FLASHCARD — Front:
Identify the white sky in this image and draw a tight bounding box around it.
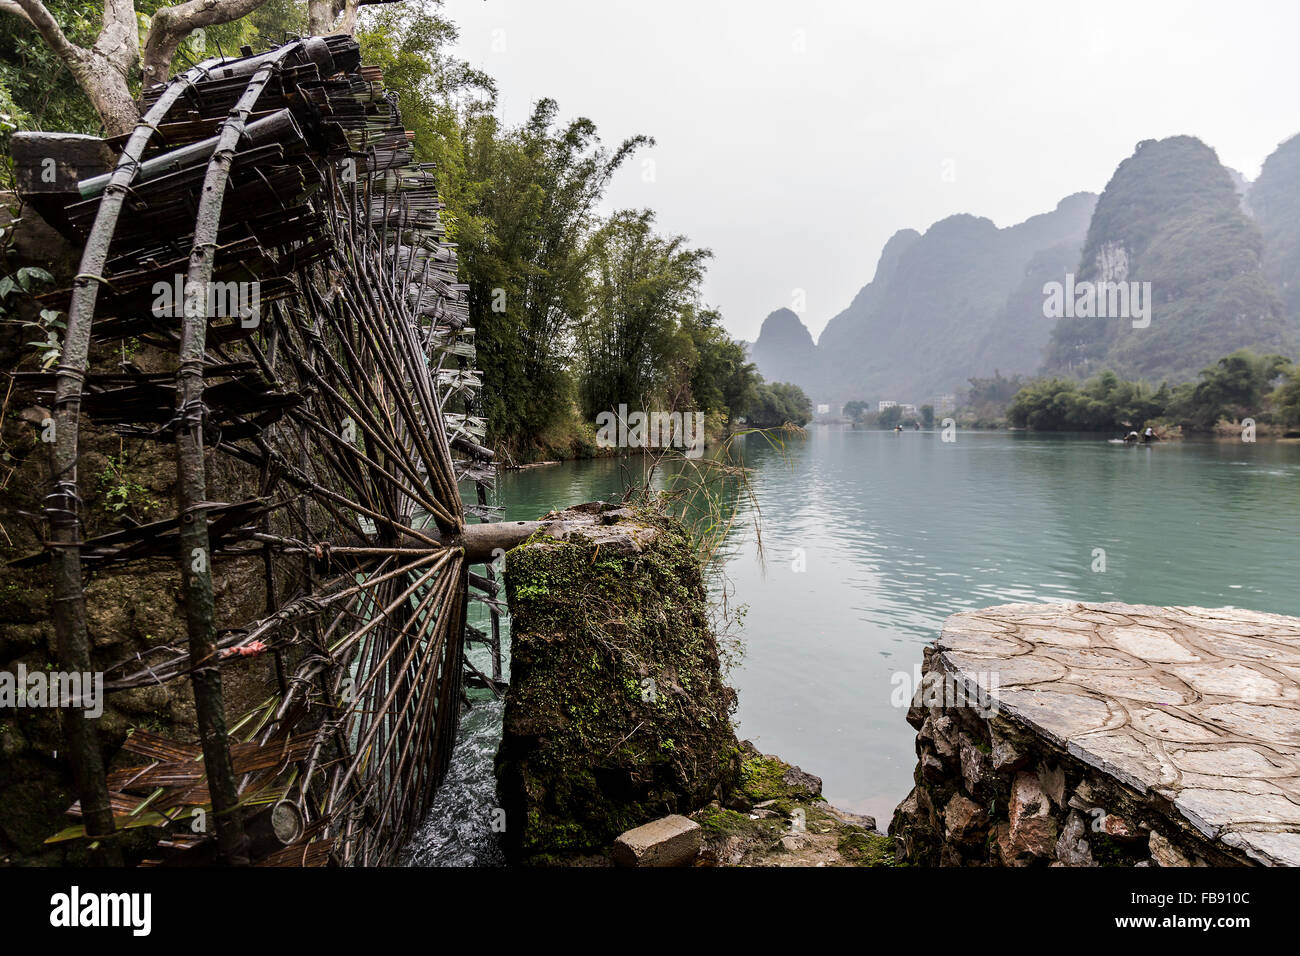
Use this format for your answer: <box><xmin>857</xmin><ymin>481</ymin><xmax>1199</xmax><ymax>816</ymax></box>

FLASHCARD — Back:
<box><xmin>443</xmin><ymin>0</ymin><xmax>1300</xmax><ymax>342</ymax></box>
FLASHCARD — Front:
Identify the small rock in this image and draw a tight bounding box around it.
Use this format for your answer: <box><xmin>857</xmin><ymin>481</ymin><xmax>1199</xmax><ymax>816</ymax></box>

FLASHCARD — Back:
<box><xmin>906</xmin><ymin>704</ymin><xmax>928</xmax><ymax>730</ymax></box>
<box><xmin>1007</xmin><ymin>770</ymin><xmax>1058</xmax><ymax>860</ymax></box>
<box><xmin>1102</xmin><ymin>812</ymin><xmax>1143</xmax><ymax>841</ymax></box>
<box><xmin>780</xmin><ymin>765</ymin><xmax>823</xmax><ymax>800</ymax></box>
<box><xmin>921</xmin><ymin>715</ymin><xmax>959</xmax><ymax>761</ymax></box>
<box><xmin>959</xmin><ymin>733</ymin><xmax>992</xmax><ymax>795</ymax></box>
<box><xmin>892</xmin><ymin>787</ymin><xmax>921</xmax><ymax>829</ymax></box>
<box><xmin>780</xmin><ymin>833</ymin><xmax>811</xmax><ymax>852</ymax></box>
<box><xmin>939</xmin><ymin>844</ymin><xmax>965</xmax><ymax>866</ymax></box>
<box><xmin>1038</xmin><ymin>762</ymin><xmax>1066</xmax><ymax>808</ymax></box>
<box><xmin>1148</xmin><ymin>830</ymin><xmax>1190</xmax><ymax>867</ymax></box>
<box><xmin>990</xmin><ymin>722</ymin><xmax>1028</xmax><ymax>772</ymax></box>
<box><xmin>1055</xmin><ymin>811</ymin><xmax>1095</xmax><ymax>866</ymax></box>
<box><xmin>944</xmin><ymin>794</ymin><xmax>988</xmax><ymax>845</ymax></box>
<box><xmin>825</xmin><ymin>806</ymin><xmax>878</xmax><ymax>832</ymax></box>
<box><xmin>921</xmin><ymin>752</ymin><xmax>946</xmax><ymax>782</ymax></box>
<box><xmin>612</xmin><ymin>815</ymin><xmax>702</xmax><ymax>867</ymax></box>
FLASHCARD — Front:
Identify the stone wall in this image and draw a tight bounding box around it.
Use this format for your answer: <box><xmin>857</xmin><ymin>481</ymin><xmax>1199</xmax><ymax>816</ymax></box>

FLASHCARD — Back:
<box><xmin>890</xmin><ymin>602</ymin><xmax>1300</xmax><ymax>867</ymax></box>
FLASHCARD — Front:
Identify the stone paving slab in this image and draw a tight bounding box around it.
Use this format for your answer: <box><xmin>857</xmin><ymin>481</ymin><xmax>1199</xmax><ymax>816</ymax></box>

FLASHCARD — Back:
<box><xmin>937</xmin><ymin>601</ymin><xmax>1300</xmax><ymax>866</ymax></box>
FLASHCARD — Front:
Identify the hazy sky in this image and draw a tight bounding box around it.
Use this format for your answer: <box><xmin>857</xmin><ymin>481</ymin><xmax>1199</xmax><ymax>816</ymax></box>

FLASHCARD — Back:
<box><xmin>443</xmin><ymin>0</ymin><xmax>1300</xmax><ymax>343</ymax></box>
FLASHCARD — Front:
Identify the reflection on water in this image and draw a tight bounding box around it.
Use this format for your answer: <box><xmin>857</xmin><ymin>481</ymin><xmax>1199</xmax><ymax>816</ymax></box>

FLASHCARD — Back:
<box><xmin>406</xmin><ymin>427</ymin><xmax>1300</xmax><ymax>861</ymax></box>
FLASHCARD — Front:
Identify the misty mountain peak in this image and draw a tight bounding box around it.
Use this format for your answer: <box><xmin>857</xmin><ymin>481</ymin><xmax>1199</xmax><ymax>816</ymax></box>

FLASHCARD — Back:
<box><xmin>749</xmin><ymin>308</ymin><xmax>817</xmax><ymax>388</ymax></box>
<box><xmin>756</xmin><ymin>307</ymin><xmax>814</xmax><ymax>347</ymax></box>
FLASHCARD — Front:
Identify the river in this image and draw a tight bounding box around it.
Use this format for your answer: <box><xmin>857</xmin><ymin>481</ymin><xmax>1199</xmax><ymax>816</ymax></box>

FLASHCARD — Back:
<box><xmin>403</xmin><ymin>426</ymin><xmax>1300</xmax><ymax>865</ymax></box>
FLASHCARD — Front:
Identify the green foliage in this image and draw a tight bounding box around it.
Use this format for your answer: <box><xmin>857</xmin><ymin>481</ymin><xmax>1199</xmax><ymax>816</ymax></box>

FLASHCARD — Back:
<box><xmin>1273</xmin><ymin>366</ymin><xmax>1300</xmax><ymax>427</ymax></box>
<box><xmin>198</xmin><ymin>0</ymin><xmax>308</xmax><ymax>61</ymax></box>
<box><xmin>0</xmin><ymin>77</ymin><xmax>30</xmax><ymax>187</ymax></box>
<box><xmin>745</xmin><ymin>381</ymin><xmax>812</xmax><ymax>428</ymax></box>
<box><xmin>737</xmin><ymin>751</ymin><xmax>818</xmax><ymax>803</ymax></box>
<box><xmin>463</xmin><ymin>99</ymin><xmax>650</xmax><ymax>453</ymax></box>
<box><xmin>960</xmin><ymin>370</ymin><xmax>1028</xmax><ymax>424</ymax></box>
<box><xmin>682</xmin><ymin>308</ymin><xmax>760</xmax><ymax>423</ymax></box>
<box><xmin>838</xmin><ymin>829</ymin><xmax>897</xmax><ymax>867</ymax></box>
<box><xmin>965</xmin><ymin>370</ymin><xmax>1026</xmax><ymax>407</ymax></box>
<box><xmin>0</xmin><ymin>231</ymin><xmax>63</xmax><ymax>369</ymax></box>
<box><xmin>1008</xmin><ymin>370</ymin><xmax>1165</xmax><ymax>431</ymax></box>
<box><xmin>575</xmin><ymin>208</ymin><xmax>710</xmax><ymax>418</ymax></box>
<box><xmin>0</xmin><ymin>0</ymin><xmax>103</xmax><ymax>134</ymax></box>
<box><xmin>358</xmin><ymin>4</ymin><xmax>754</xmax><ymax>457</ymax></box>
<box><xmin>358</xmin><ymin>2</ymin><xmax>493</xmax><ymax>247</ymax></box>
<box><xmin>0</xmin><ymin>0</ymin><xmax>305</xmax><ymax>135</ymax></box>
<box><xmin>1008</xmin><ymin>349</ymin><xmax>1292</xmax><ymax>432</ymax></box>
<box><xmin>498</xmin><ymin>509</ymin><xmax>740</xmax><ymax>860</ymax></box>
<box><xmin>1165</xmin><ymin>350</ymin><xmax>1291</xmax><ymax>430</ymax></box>
<box><xmin>96</xmin><ymin>455</ymin><xmax>159</xmax><ymax>520</ymax></box>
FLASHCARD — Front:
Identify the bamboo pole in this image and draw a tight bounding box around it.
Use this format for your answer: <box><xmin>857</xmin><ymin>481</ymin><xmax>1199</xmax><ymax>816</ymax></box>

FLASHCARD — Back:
<box><xmin>173</xmin><ymin>45</ymin><xmax>302</xmax><ymax>866</ymax></box>
<box><xmin>45</xmin><ymin>59</ymin><xmax>220</xmax><ymax>867</ymax></box>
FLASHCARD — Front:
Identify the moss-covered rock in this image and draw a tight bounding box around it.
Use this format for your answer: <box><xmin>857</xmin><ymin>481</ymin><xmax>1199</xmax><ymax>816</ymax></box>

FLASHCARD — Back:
<box><xmin>495</xmin><ymin>502</ymin><xmax>741</xmax><ymax>862</ymax></box>
<box><xmin>837</xmin><ymin>829</ymin><xmax>897</xmax><ymax>866</ymax></box>
<box><xmin>690</xmin><ymin>753</ymin><xmax>897</xmax><ymax>867</ymax></box>
<box><xmin>734</xmin><ymin>740</ymin><xmax>823</xmax><ymax>806</ymax></box>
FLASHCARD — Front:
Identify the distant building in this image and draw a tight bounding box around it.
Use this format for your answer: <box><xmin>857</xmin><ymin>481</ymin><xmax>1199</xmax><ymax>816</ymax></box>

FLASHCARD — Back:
<box><xmin>878</xmin><ymin>400</ymin><xmax>898</xmax><ymax>412</ymax></box>
<box><xmin>899</xmin><ymin>404</ymin><xmax>919</xmax><ymax>418</ymax></box>
<box><xmin>816</xmin><ymin>403</ymin><xmax>830</xmax><ymax>415</ymax></box>
<box><xmin>934</xmin><ymin>394</ymin><xmax>956</xmax><ymax>414</ymax></box>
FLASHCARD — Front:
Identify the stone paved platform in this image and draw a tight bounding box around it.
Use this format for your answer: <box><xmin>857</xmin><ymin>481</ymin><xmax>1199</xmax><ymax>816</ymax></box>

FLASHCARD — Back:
<box><xmin>936</xmin><ymin>601</ymin><xmax>1300</xmax><ymax>866</ymax></box>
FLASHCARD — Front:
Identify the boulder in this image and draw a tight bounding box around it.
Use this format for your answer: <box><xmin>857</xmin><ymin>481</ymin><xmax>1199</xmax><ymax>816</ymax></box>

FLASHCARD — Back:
<box><xmin>612</xmin><ymin>815</ymin><xmax>702</xmax><ymax>867</ymax></box>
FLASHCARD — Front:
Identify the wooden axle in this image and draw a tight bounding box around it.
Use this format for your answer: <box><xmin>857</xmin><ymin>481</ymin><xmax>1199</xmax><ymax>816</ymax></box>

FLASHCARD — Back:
<box><xmin>441</xmin><ymin>520</ymin><xmax>546</xmax><ymax>562</ymax></box>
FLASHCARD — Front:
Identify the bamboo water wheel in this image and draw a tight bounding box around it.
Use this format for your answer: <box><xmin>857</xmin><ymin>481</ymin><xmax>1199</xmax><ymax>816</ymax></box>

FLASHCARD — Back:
<box><xmin>10</xmin><ymin>35</ymin><xmax>511</xmax><ymax>865</ymax></box>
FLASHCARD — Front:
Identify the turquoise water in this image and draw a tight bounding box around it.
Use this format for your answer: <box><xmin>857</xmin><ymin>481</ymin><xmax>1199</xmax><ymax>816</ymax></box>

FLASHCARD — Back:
<box><xmin>406</xmin><ymin>427</ymin><xmax>1300</xmax><ymax>862</ymax></box>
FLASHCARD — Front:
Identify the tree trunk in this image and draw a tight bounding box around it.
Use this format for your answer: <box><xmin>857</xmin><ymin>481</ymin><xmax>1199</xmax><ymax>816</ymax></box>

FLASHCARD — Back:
<box><xmin>71</xmin><ymin>52</ymin><xmax>139</xmax><ymax>137</ymax></box>
<box><xmin>307</xmin><ymin>0</ymin><xmax>342</xmax><ymax>34</ymax></box>
<box><xmin>140</xmin><ymin>0</ymin><xmax>270</xmax><ymax>91</ymax></box>
<box><xmin>10</xmin><ymin>0</ymin><xmax>140</xmax><ymax>136</ymax></box>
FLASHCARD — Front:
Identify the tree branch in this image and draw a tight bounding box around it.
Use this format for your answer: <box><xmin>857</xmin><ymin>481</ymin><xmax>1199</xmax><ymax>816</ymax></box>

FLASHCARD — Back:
<box><xmin>142</xmin><ymin>0</ymin><xmax>270</xmax><ymax>86</ymax></box>
<box><xmin>331</xmin><ymin>0</ymin><xmax>361</xmax><ymax>36</ymax></box>
<box><xmin>0</xmin><ymin>0</ymin><xmax>35</xmax><ymax>27</ymax></box>
<box><xmin>310</xmin><ymin>0</ymin><xmax>402</xmax><ymax>37</ymax></box>
<box><xmin>92</xmin><ymin>0</ymin><xmax>141</xmax><ymax>74</ymax></box>
<box><xmin>10</xmin><ymin>0</ymin><xmax>85</xmax><ymax>65</ymax></box>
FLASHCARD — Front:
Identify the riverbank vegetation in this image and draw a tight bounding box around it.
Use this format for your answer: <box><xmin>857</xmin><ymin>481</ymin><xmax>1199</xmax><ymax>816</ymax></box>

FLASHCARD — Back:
<box><xmin>744</xmin><ymin>382</ymin><xmax>813</xmax><ymax>428</ymax></box>
<box><xmin>833</xmin><ymin>349</ymin><xmax>1300</xmax><ymax>434</ymax></box>
<box><xmin>361</xmin><ymin>5</ymin><xmax>800</xmax><ymax>461</ymax></box>
<box><xmin>1006</xmin><ymin>350</ymin><xmax>1298</xmax><ymax>433</ymax></box>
